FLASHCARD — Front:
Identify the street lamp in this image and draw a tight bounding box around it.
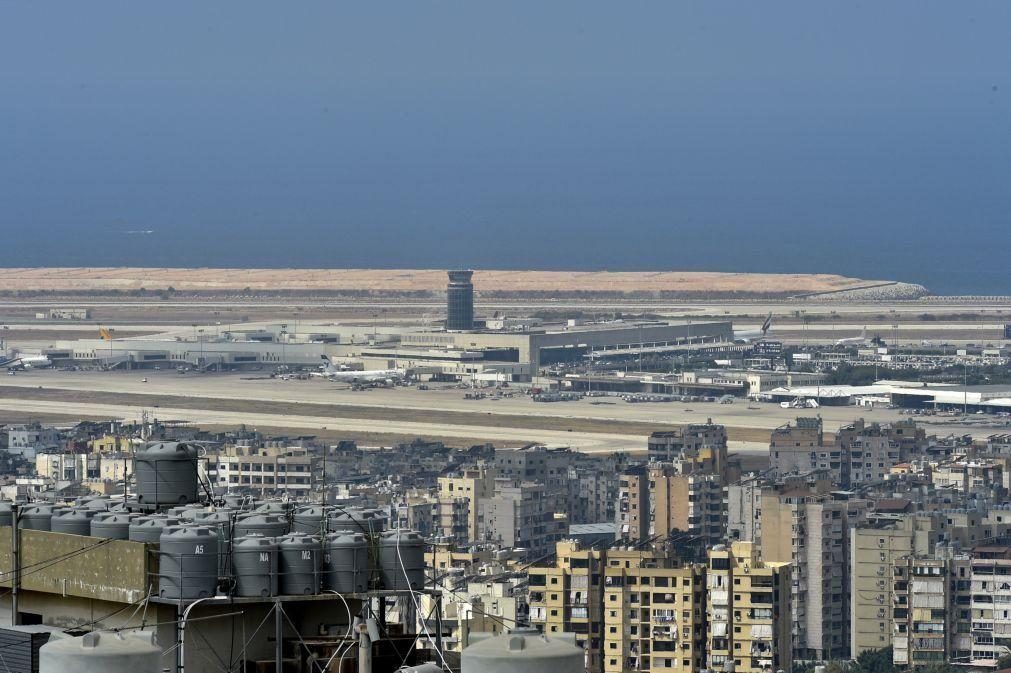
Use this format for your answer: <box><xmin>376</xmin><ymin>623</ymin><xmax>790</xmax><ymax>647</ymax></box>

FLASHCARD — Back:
<box><xmin>964</xmin><ymin>361</ymin><xmax>969</xmax><ymax>416</ymax></box>
<box><xmin>280</xmin><ymin>324</ymin><xmax>288</xmax><ymax>370</ymax></box>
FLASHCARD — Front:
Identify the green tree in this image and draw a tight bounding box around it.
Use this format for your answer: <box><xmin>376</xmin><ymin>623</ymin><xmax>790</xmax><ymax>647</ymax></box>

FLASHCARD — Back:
<box><xmin>851</xmin><ymin>647</ymin><xmax>895</xmax><ymax>673</ymax></box>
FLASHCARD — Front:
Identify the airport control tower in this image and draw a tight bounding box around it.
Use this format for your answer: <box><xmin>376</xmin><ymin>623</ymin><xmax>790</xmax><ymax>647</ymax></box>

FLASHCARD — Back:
<box><xmin>446</xmin><ymin>270</ymin><xmax>474</xmax><ymax>331</ymax></box>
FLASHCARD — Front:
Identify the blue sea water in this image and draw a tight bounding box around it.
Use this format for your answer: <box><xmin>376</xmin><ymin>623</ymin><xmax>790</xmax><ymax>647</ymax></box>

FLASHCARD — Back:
<box><xmin>3</xmin><ymin>2</ymin><xmax>1010</xmax><ymax>296</ymax></box>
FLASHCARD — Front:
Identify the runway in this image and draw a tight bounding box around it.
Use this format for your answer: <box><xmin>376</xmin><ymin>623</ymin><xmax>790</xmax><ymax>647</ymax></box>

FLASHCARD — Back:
<box><xmin>0</xmin><ymin>370</ymin><xmax>1005</xmax><ymax>453</ymax></box>
<box><xmin>0</xmin><ymin>398</ymin><xmax>648</xmax><ymax>452</ymax></box>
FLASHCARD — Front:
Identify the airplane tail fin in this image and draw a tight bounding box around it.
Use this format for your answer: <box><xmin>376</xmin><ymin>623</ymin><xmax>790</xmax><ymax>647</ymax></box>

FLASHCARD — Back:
<box><xmin>321</xmin><ymin>355</ymin><xmax>331</xmax><ymax>363</ymax></box>
<box><xmin>761</xmin><ymin>312</ymin><xmax>773</xmax><ymax>335</ymax></box>
<box><xmin>99</xmin><ymin>327</ymin><xmax>112</xmax><ymax>341</ymax></box>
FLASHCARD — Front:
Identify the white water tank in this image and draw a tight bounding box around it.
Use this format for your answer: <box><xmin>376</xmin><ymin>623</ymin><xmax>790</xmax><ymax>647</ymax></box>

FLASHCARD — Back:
<box><xmin>40</xmin><ymin>631</ymin><xmax>161</xmax><ymax>673</ymax></box>
<box><xmin>461</xmin><ymin>629</ymin><xmax>582</xmax><ymax>673</ymax></box>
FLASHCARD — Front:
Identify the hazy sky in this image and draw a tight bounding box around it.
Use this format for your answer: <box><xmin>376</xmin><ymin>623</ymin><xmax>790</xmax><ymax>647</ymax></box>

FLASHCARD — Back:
<box><xmin>2</xmin><ymin>2</ymin><xmax>1010</xmax><ymax>292</ymax></box>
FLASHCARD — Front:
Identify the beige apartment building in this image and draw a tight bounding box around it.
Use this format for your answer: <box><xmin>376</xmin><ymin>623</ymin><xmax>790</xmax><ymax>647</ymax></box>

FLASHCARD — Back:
<box><xmin>529</xmin><ymin>541</ymin><xmax>609</xmax><ymax>672</ymax></box>
<box><xmin>213</xmin><ymin>444</ymin><xmax>316</xmax><ymax>498</ymax></box>
<box><xmin>761</xmin><ymin>488</ymin><xmax>868</xmax><ymax>660</ymax></box>
<box><xmin>850</xmin><ymin>524</ymin><xmax>914</xmax><ymax>657</ymax></box>
<box><xmin>618</xmin><ymin>464</ymin><xmax>725</xmax><ymax>550</ymax></box>
<box><xmin>530</xmin><ymin>540</ymin><xmax>791</xmax><ymax>673</ymax></box>
<box><xmin>706</xmin><ymin>542</ymin><xmax>792</xmax><ymax>673</ymax></box>
<box><xmin>602</xmin><ymin>557</ymin><xmax>706</xmax><ymax>673</ymax></box>
<box><xmin>438</xmin><ymin>465</ymin><xmax>496</xmax><ymax>543</ymax></box>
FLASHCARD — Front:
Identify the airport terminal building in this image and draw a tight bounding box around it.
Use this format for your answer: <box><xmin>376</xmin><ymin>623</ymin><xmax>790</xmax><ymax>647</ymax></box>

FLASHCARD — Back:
<box><xmin>399</xmin><ymin>320</ymin><xmax>734</xmax><ymax>371</ymax></box>
<box><xmin>37</xmin><ymin>320</ymin><xmax>734</xmax><ymax>382</ymax></box>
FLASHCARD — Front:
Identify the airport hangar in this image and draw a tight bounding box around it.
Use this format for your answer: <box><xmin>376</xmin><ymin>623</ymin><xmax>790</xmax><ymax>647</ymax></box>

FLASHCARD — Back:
<box><xmin>767</xmin><ymin>382</ymin><xmax>1011</xmax><ymax>412</ymax></box>
<box><xmin>40</xmin><ymin>320</ymin><xmax>735</xmax><ymax>382</ymax></box>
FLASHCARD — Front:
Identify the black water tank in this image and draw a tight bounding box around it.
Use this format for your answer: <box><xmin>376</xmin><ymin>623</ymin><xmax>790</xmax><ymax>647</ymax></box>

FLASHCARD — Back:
<box><xmin>135</xmin><ymin>442</ymin><xmax>199</xmax><ymax>505</ymax></box>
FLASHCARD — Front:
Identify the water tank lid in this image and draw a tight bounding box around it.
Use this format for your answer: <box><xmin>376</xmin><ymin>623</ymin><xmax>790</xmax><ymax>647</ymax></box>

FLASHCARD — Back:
<box><xmin>137</xmin><ymin>442</ymin><xmax>197</xmax><ymax>459</ymax></box>
<box><xmin>94</xmin><ymin>514</ymin><xmax>133</xmax><ymax>524</ymax></box>
<box><xmin>162</xmin><ymin>524</ymin><xmax>217</xmax><ymax>537</ymax></box>
<box><xmin>235</xmin><ymin>535</ymin><xmax>277</xmax><ymax>547</ymax></box>
<box><xmin>237</xmin><ymin>513</ymin><xmax>285</xmax><ymax>523</ymax></box>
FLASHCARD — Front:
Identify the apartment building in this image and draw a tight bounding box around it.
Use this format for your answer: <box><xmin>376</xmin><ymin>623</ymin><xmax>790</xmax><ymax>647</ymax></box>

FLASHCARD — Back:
<box><xmin>420</xmin><ymin>575</ymin><xmax>527</xmax><ymax>652</ymax></box>
<box><xmin>837</xmin><ymin>416</ymin><xmax>909</xmax><ymax>485</ymax></box>
<box><xmin>529</xmin><ymin>541</ymin><xmax>609</xmax><ymax>672</ymax></box>
<box><xmin>727</xmin><ymin>477</ymin><xmax>763</xmax><ymax>543</ymax></box>
<box><xmin>772</xmin><ymin>418</ymin><xmax>921</xmax><ymax>488</ymax></box>
<box><xmin>436</xmin><ymin>496</ymin><xmax>470</xmax><ymax>544</ymax></box>
<box><xmin>850</xmin><ymin>524</ymin><xmax>914</xmax><ymax>656</ymax></box>
<box><xmin>706</xmin><ymin>542</ymin><xmax>792</xmax><ymax>673</ymax></box>
<box><xmin>617</xmin><ymin>464</ymin><xmax>725</xmax><ymax>552</ymax></box>
<box><xmin>478</xmin><ymin>479</ymin><xmax>566</xmax><ymax>560</ymax></box>
<box><xmin>647</xmin><ymin>423</ymin><xmax>727</xmax><ymax>464</ymax></box>
<box><xmin>769</xmin><ymin>417</ymin><xmax>825</xmax><ymax>478</ymax></box>
<box><xmin>88</xmin><ymin>434</ymin><xmax>134</xmax><ymax>453</ymax></box>
<box><xmin>653</xmin><ymin>469</ymin><xmax>726</xmax><ymax>552</ymax></box>
<box><xmin>932</xmin><ymin>460</ymin><xmax>1004</xmax><ymax>495</ymax></box>
<box><xmin>214</xmin><ymin>445</ymin><xmax>316</xmax><ymax>498</ymax></box>
<box><xmin>618</xmin><ymin>466</ymin><xmax>651</xmax><ymax>544</ymax></box>
<box><xmin>393</xmin><ymin>494</ymin><xmax>438</xmax><ymax>538</ymax></box>
<box><xmin>602</xmin><ymin>556</ymin><xmax>706</xmax><ymax>673</ymax></box>
<box><xmin>7</xmin><ymin>423</ymin><xmax>61</xmax><ymax>459</ymax></box>
<box><xmin>531</xmin><ymin>540</ymin><xmax>792</xmax><ymax>673</ymax></box>
<box><xmin>761</xmin><ymin>489</ymin><xmax>867</xmax><ymax>660</ymax></box>
<box><xmin>846</xmin><ymin>434</ymin><xmax>896</xmax><ymax>486</ymax></box>
<box><xmin>438</xmin><ymin>465</ymin><xmax>496</xmax><ymax>543</ymax></box>
<box><xmin>35</xmin><ymin>452</ymin><xmax>93</xmax><ymax>481</ymax></box>
<box><xmin>966</xmin><ymin>557</ymin><xmax>1011</xmax><ymax>666</ymax></box>
<box><xmin>570</xmin><ymin>465</ymin><xmax>619</xmax><ymax>525</ymax></box>
<box><xmin>891</xmin><ymin>553</ymin><xmax>1011</xmax><ymax>668</ymax></box>
<box><xmin>892</xmin><ymin>557</ymin><xmax>962</xmax><ymax>667</ymax></box>
<box><xmin>495</xmin><ymin>446</ymin><xmax>570</xmax><ymax>514</ymax></box>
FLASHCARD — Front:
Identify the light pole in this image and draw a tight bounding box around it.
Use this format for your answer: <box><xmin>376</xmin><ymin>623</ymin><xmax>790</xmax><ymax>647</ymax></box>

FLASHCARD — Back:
<box><xmin>687</xmin><ymin>318</ymin><xmax>692</xmax><ymax>366</ymax></box>
<box><xmin>280</xmin><ymin>324</ymin><xmax>287</xmax><ymax>370</ymax></box>
<box><xmin>638</xmin><ymin>324</ymin><xmax>644</xmax><ymax>373</ymax></box>
<box><xmin>964</xmin><ymin>362</ymin><xmax>969</xmax><ymax>416</ymax></box>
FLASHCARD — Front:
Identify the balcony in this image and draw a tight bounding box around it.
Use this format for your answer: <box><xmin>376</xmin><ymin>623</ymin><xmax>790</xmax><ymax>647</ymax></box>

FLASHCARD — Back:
<box><xmin>652</xmin><ymin>626</ymin><xmax>677</xmax><ymax>640</ymax></box>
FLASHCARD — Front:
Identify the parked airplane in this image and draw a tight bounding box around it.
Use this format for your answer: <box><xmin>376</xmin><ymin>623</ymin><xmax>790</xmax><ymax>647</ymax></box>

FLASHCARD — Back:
<box><xmin>835</xmin><ymin>327</ymin><xmax>868</xmax><ymax>347</ymax></box>
<box><xmin>1</xmin><ymin>354</ymin><xmax>52</xmax><ymax>369</ymax></box>
<box><xmin>734</xmin><ymin>313</ymin><xmax>773</xmax><ymax>342</ymax></box>
<box><xmin>312</xmin><ymin>356</ymin><xmax>404</xmax><ymax>384</ymax></box>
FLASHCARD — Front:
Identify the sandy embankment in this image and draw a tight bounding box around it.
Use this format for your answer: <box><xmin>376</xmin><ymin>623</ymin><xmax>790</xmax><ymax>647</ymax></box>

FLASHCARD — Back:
<box><xmin>0</xmin><ymin>267</ymin><xmax>920</xmax><ymax>297</ymax></box>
